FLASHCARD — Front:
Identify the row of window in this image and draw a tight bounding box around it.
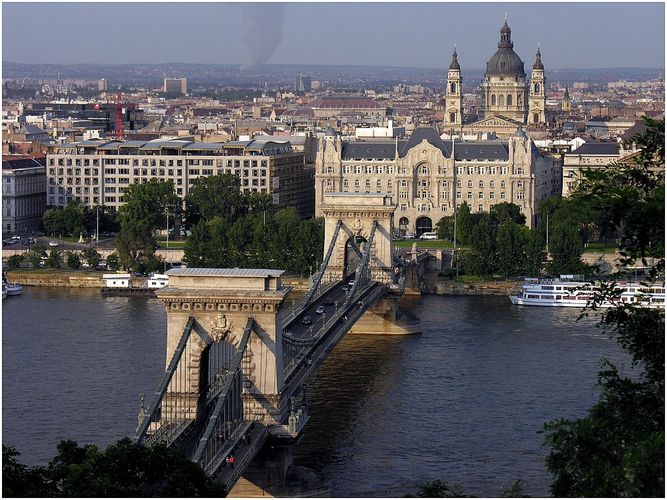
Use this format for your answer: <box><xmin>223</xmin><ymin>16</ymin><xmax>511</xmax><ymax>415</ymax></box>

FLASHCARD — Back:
<box><xmin>328</xmin><ymin>165</ymin><xmax>524</xmax><ymax>176</ymax></box>
<box><xmin>50</xmin><ymin>157</ymin><xmax>271</xmax><ymax>169</ymax></box>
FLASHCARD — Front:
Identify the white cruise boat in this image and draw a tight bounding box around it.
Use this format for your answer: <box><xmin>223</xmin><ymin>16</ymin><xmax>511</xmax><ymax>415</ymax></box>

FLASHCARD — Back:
<box><xmin>509</xmin><ymin>276</ymin><xmax>665</xmax><ymax>308</ymax></box>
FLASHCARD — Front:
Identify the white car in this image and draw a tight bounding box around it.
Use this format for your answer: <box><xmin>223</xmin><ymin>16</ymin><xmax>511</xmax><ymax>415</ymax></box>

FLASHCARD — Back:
<box><xmin>48</xmin><ymin>241</ymin><xmax>59</xmax><ymax>247</ymax></box>
<box><xmin>315</xmin><ymin>305</ymin><xmax>325</xmax><ymax>314</ymax></box>
<box><xmin>420</xmin><ymin>232</ymin><xmax>438</xmax><ymax>240</ymax></box>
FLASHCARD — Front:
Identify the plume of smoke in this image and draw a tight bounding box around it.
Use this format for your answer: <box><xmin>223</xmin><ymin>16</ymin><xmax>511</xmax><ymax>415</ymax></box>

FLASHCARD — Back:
<box><xmin>240</xmin><ymin>3</ymin><xmax>286</xmax><ymax>71</ymax></box>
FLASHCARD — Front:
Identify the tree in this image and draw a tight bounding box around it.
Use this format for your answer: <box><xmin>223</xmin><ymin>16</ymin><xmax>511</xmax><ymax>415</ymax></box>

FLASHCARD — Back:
<box><xmin>464</xmin><ymin>214</ymin><xmax>497</xmax><ymax>276</ymax></box>
<box><xmin>42</xmin><ymin>207</ymin><xmax>66</xmax><ymax>236</ymax></box>
<box><xmin>2</xmin><ymin>446</ymin><xmax>52</xmax><ymax>497</ymax></box>
<box><xmin>523</xmin><ymin>230</ymin><xmax>546</xmax><ymax>277</ymax></box>
<box><xmin>490</xmin><ymin>202</ymin><xmax>526</xmax><ymax>226</ymax></box>
<box><xmin>435</xmin><ymin>216</ymin><xmax>455</xmax><ymax>241</ymax></box>
<box><xmin>455</xmin><ymin>202</ymin><xmax>474</xmax><ymax>245</ymax></box>
<box><xmin>119</xmin><ymin>179</ymin><xmax>180</xmax><ymax>233</ymax></box>
<box><xmin>66</xmin><ymin>251</ymin><xmax>81</xmax><ymax>270</ymax></box>
<box><xmin>46</xmin><ymin>249</ymin><xmax>62</xmax><ymax>269</ymax></box>
<box><xmin>105</xmin><ymin>252</ymin><xmax>119</xmax><ymax>271</ymax></box>
<box><xmin>496</xmin><ymin>220</ymin><xmax>528</xmax><ymax>277</ymax></box>
<box><xmin>81</xmin><ymin>247</ymin><xmax>101</xmax><ymax>268</ymax></box>
<box><xmin>543</xmin><ymin>117</ymin><xmax>665</xmax><ymax>497</ymax></box>
<box><xmin>548</xmin><ymin>222</ymin><xmax>585</xmax><ymax>275</ymax></box>
<box><xmin>185</xmin><ymin>173</ymin><xmax>248</xmax><ymax>225</ymax></box>
<box><xmin>26</xmin><ymin>244</ymin><xmax>47</xmax><ymax>268</ymax></box>
<box><xmin>6</xmin><ymin>254</ymin><xmax>24</xmax><ymax>270</ymax></box>
<box><xmin>115</xmin><ymin>222</ymin><xmax>157</xmax><ymax>273</ymax></box>
<box><xmin>413</xmin><ymin>480</ymin><xmax>465</xmax><ymax>497</ymax></box>
<box><xmin>3</xmin><ymin>439</ymin><xmax>225</xmax><ymax>497</ymax></box>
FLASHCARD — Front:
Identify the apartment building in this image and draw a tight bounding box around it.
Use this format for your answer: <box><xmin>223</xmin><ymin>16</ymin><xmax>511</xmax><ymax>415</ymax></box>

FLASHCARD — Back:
<box><xmin>46</xmin><ymin>138</ymin><xmax>314</xmax><ymax>218</ymax></box>
<box><xmin>2</xmin><ymin>155</ymin><xmax>47</xmax><ymax>234</ymax></box>
<box><xmin>315</xmin><ymin>127</ymin><xmax>561</xmax><ymax>232</ymax></box>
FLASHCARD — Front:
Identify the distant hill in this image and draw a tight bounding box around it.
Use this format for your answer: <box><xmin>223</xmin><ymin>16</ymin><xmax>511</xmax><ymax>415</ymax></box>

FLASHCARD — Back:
<box><xmin>3</xmin><ymin>61</ymin><xmax>660</xmax><ymax>88</ymax></box>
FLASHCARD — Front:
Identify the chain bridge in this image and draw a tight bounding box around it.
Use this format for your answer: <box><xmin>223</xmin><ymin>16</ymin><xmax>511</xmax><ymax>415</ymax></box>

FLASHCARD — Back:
<box><xmin>134</xmin><ymin>194</ymin><xmax>419</xmax><ymax>494</ymax></box>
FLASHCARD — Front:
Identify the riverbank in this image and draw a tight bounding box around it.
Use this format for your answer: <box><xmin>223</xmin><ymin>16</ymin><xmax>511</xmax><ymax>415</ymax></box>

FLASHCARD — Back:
<box><xmin>6</xmin><ymin>270</ymin><xmax>105</xmax><ymax>288</ymax></box>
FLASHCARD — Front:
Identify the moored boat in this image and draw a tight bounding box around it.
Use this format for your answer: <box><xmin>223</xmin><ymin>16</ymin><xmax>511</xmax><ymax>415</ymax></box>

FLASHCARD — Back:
<box><xmin>509</xmin><ymin>276</ymin><xmax>665</xmax><ymax>308</ymax></box>
<box><xmin>3</xmin><ymin>280</ymin><xmax>23</xmax><ymax>296</ymax></box>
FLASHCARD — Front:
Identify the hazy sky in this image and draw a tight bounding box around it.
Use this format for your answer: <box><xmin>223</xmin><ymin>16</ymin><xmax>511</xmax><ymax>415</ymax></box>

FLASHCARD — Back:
<box><xmin>2</xmin><ymin>2</ymin><xmax>665</xmax><ymax>69</ymax></box>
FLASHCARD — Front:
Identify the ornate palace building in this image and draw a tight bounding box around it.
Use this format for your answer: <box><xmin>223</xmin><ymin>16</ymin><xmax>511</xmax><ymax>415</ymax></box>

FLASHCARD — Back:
<box><xmin>315</xmin><ymin>127</ymin><xmax>561</xmax><ymax>233</ymax></box>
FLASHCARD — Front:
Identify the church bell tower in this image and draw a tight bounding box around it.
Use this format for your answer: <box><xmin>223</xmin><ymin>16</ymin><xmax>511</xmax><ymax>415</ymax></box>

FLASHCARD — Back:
<box><xmin>528</xmin><ymin>46</ymin><xmax>546</xmax><ymax>125</ymax></box>
<box><xmin>444</xmin><ymin>47</ymin><xmax>463</xmax><ymax>131</ymax></box>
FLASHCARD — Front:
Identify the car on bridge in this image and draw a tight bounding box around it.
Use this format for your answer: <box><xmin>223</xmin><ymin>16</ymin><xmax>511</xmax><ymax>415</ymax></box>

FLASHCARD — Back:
<box><xmin>315</xmin><ymin>305</ymin><xmax>325</xmax><ymax>314</ymax></box>
<box><xmin>301</xmin><ymin>315</ymin><xmax>312</xmax><ymax>325</ymax></box>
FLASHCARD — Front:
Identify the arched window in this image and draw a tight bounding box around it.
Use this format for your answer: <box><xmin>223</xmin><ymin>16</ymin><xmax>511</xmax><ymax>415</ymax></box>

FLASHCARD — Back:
<box><xmin>449</xmin><ymin>112</ymin><xmax>456</xmax><ymax>123</ymax></box>
<box><xmin>507</xmin><ymin>94</ymin><xmax>512</xmax><ymax>106</ymax></box>
<box><xmin>491</xmin><ymin>94</ymin><xmax>496</xmax><ymax>106</ymax></box>
<box><xmin>354</xmin><ymin>179</ymin><xmax>360</xmax><ymax>192</ymax></box>
<box><xmin>533</xmin><ymin>113</ymin><xmax>539</xmax><ymax>124</ymax></box>
<box><xmin>450</xmin><ymin>82</ymin><xmax>456</xmax><ymax>93</ymax></box>
<box><xmin>499</xmin><ymin>94</ymin><xmax>505</xmax><ymax>106</ymax></box>
<box><xmin>376</xmin><ymin>179</ymin><xmax>382</xmax><ymax>191</ymax></box>
<box><xmin>343</xmin><ymin>179</ymin><xmax>349</xmax><ymax>191</ymax></box>
<box><xmin>534</xmin><ymin>83</ymin><xmax>540</xmax><ymax>93</ymax></box>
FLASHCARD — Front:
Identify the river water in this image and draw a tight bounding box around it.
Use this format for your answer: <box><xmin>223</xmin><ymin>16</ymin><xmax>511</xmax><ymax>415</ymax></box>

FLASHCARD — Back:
<box><xmin>2</xmin><ymin>288</ymin><xmax>628</xmax><ymax>497</ymax></box>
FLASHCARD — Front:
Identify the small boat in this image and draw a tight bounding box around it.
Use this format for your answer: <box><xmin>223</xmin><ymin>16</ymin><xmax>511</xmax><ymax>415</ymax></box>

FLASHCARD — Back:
<box><xmin>509</xmin><ymin>276</ymin><xmax>665</xmax><ymax>308</ymax></box>
<box><xmin>3</xmin><ymin>279</ymin><xmax>23</xmax><ymax>296</ymax></box>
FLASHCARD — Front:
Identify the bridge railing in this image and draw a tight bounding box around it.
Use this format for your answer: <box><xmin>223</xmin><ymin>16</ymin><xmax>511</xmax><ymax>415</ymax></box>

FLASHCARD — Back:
<box><xmin>135</xmin><ymin>317</ymin><xmax>196</xmax><ymax>445</ymax></box>
<box><xmin>192</xmin><ymin>318</ymin><xmax>255</xmax><ymax>473</ymax></box>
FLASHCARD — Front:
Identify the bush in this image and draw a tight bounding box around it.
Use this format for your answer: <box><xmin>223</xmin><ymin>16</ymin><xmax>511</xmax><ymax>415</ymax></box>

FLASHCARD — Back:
<box><xmin>66</xmin><ymin>252</ymin><xmax>81</xmax><ymax>270</ymax></box>
<box><xmin>6</xmin><ymin>254</ymin><xmax>24</xmax><ymax>270</ymax></box>
<box><xmin>46</xmin><ymin>249</ymin><xmax>62</xmax><ymax>269</ymax></box>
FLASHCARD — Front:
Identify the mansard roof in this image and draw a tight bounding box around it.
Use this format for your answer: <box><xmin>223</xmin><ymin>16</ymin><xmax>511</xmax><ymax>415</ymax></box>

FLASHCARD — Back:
<box><xmin>454</xmin><ymin>141</ymin><xmax>509</xmax><ymax>161</ymax></box>
<box><xmin>341</xmin><ymin>141</ymin><xmax>399</xmax><ymax>160</ymax></box>
<box><xmin>399</xmin><ymin>127</ymin><xmax>452</xmax><ymax>158</ymax></box>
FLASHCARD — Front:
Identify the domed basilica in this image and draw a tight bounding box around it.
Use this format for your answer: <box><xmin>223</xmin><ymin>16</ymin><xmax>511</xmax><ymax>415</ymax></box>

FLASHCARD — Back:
<box><xmin>444</xmin><ymin>19</ymin><xmax>547</xmax><ymax>131</ymax></box>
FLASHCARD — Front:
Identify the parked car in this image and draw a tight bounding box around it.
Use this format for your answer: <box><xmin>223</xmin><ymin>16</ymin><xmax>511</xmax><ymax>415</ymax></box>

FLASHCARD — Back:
<box><xmin>404</xmin><ymin>232</ymin><xmax>416</xmax><ymax>240</ymax></box>
<box><xmin>48</xmin><ymin>241</ymin><xmax>59</xmax><ymax>247</ymax></box>
<box><xmin>420</xmin><ymin>232</ymin><xmax>438</xmax><ymax>240</ymax></box>
<box><xmin>315</xmin><ymin>305</ymin><xmax>325</xmax><ymax>314</ymax></box>
<box><xmin>301</xmin><ymin>315</ymin><xmax>312</xmax><ymax>325</ymax></box>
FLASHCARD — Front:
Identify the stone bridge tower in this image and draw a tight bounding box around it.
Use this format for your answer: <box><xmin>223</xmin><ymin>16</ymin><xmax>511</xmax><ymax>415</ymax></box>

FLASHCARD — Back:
<box><xmin>155</xmin><ymin>269</ymin><xmax>289</xmax><ymax>425</ymax></box>
<box><xmin>319</xmin><ymin>193</ymin><xmax>396</xmax><ymax>285</ymax></box>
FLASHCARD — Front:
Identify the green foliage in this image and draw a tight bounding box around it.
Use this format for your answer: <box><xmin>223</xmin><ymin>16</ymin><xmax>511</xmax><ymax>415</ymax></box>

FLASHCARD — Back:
<box><xmin>185</xmin><ymin>209</ymin><xmax>323</xmax><ymax>275</ymax></box>
<box><xmin>66</xmin><ymin>251</ymin><xmax>81</xmax><ymax>270</ymax></box>
<box><xmin>496</xmin><ymin>220</ymin><xmax>529</xmax><ymax>277</ymax></box>
<box><xmin>463</xmin><ymin>215</ymin><xmax>497</xmax><ymax>276</ymax></box>
<box><xmin>543</xmin><ymin>118</ymin><xmax>665</xmax><ymax>497</ymax></box>
<box><xmin>6</xmin><ymin>254</ymin><xmax>24</xmax><ymax>270</ymax></box>
<box><xmin>81</xmin><ymin>247</ymin><xmax>101</xmax><ymax>268</ymax></box>
<box><xmin>2</xmin><ymin>446</ymin><xmax>52</xmax><ymax>497</ymax></box>
<box><xmin>500</xmin><ymin>479</ymin><xmax>529</xmax><ymax>497</ymax></box>
<box><xmin>119</xmin><ymin>179</ymin><xmax>180</xmax><ymax>233</ymax></box>
<box><xmin>548</xmin><ymin>222</ymin><xmax>585</xmax><ymax>275</ymax></box>
<box><xmin>455</xmin><ymin>201</ymin><xmax>474</xmax><ymax>245</ymax></box>
<box><xmin>3</xmin><ymin>439</ymin><xmax>225</xmax><ymax>497</ymax></box>
<box><xmin>26</xmin><ymin>244</ymin><xmax>47</xmax><ymax>268</ymax></box>
<box><xmin>115</xmin><ymin>222</ymin><xmax>157</xmax><ymax>273</ymax></box>
<box><xmin>413</xmin><ymin>480</ymin><xmax>465</xmax><ymax>497</ymax></box>
<box><xmin>185</xmin><ymin>173</ymin><xmax>248</xmax><ymax>225</ymax></box>
<box><xmin>435</xmin><ymin>216</ymin><xmax>454</xmax><ymax>241</ymax></box>
<box><xmin>105</xmin><ymin>253</ymin><xmax>119</xmax><ymax>271</ymax></box>
<box><xmin>490</xmin><ymin>202</ymin><xmax>526</xmax><ymax>226</ymax></box>
<box><xmin>46</xmin><ymin>248</ymin><xmax>62</xmax><ymax>269</ymax></box>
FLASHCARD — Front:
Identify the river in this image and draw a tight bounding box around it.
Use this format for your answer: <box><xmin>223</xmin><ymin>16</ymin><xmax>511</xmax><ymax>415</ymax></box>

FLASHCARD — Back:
<box><xmin>2</xmin><ymin>287</ymin><xmax>628</xmax><ymax>496</ymax></box>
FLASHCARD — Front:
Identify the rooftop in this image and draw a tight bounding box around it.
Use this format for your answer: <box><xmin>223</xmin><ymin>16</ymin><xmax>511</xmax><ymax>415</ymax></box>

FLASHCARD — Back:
<box><xmin>166</xmin><ymin>268</ymin><xmax>284</xmax><ymax>278</ymax></box>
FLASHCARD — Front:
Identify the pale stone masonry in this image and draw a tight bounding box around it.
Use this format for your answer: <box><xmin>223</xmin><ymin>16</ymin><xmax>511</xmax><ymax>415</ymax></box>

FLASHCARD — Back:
<box><xmin>46</xmin><ymin>138</ymin><xmax>314</xmax><ymax>218</ymax></box>
<box><xmin>2</xmin><ymin>155</ymin><xmax>47</xmax><ymax>234</ymax></box>
<box><xmin>315</xmin><ymin>127</ymin><xmax>561</xmax><ymax>231</ymax></box>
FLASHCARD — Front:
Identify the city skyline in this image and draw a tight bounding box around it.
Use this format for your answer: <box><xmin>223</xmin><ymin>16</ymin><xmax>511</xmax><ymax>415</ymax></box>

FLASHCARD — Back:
<box><xmin>2</xmin><ymin>2</ymin><xmax>665</xmax><ymax>70</ymax></box>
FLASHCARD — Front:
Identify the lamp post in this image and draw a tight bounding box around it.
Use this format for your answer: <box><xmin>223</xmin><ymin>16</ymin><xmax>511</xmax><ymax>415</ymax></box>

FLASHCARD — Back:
<box><xmin>96</xmin><ymin>206</ymin><xmax>100</xmax><ymax>245</ymax></box>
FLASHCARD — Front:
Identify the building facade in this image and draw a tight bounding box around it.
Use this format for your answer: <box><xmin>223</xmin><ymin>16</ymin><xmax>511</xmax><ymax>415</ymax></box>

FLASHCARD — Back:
<box><xmin>315</xmin><ymin>127</ymin><xmax>561</xmax><ymax>231</ymax></box>
<box><xmin>46</xmin><ymin>138</ymin><xmax>314</xmax><ymax>218</ymax></box>
<box><xmin>163</xmin><ymin>78</ymin><xmax>187</xmax><ymax>95</ymax></box>
<box><xmin>2</xmin><ymin>156</ymin><xmax>47</xmax><ymax>234</ymax></box>
<box><xmin>562</xmin><ymin>142</ymin><xmax>621</xmax><ymax>196</ymax></box>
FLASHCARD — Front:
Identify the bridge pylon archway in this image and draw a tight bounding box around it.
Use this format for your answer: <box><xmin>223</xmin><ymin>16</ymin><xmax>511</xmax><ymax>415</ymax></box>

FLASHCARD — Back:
<box><xmin>319</xmin><ymin>193</ymin><xmax>396</xmax><ymax>285</ymax></box>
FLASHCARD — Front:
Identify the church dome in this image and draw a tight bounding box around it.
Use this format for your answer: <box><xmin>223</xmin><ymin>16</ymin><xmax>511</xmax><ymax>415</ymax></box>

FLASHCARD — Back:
<box><xmin>449</xmin><ymin>48</ymin><xmax>460</xmax><ymax>70</ymax></box>
<box><xmin>485</xmin><ymin>20</ymin><xmax>526</xmax><ymax>77</ymax></box>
